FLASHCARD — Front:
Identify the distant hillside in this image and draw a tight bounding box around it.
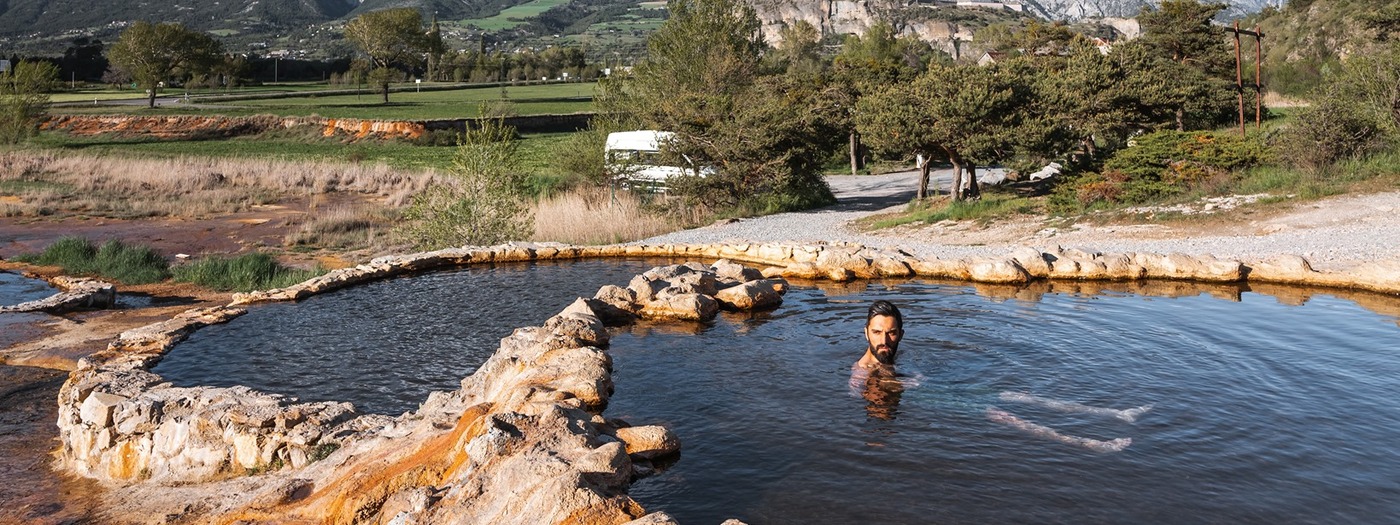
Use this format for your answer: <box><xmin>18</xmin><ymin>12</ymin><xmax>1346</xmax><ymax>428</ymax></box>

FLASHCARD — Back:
<box><xmin>1250</xmin><ymin>0</ymin><xmax>1389</xmax><ymax>96</ymax></box>
<box><xmin>0</xmin><ymin>0</ymin><xmax>358</xmax><ymax>36</ymax></box>
<box><xmin>1026</xmin><ymin>0</ymin><xmax>1284</xmax><ymax>20</ymax></box>
<box><xmin>0</xmin><ymin>0</ymin><xmax>1288</xmax><ymax>60</ymax></box>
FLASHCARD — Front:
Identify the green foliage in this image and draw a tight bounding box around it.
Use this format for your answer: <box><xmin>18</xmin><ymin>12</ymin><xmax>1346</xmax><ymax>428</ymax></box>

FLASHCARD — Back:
<box><xmin>170</xmin><ymin>252</ymin><xmax>320</xmax><ymax>292</ymax></box>
<box><xmin>1053</xmin><ymin>130</ymin><xmax>1270</xmax><ymax>211</ymax></box>
<box><xmin>107</xmin><ymin>22</ymin><xmax>225</xmax><ymax>108</ymax></box>
<box><xmin>1107</xmin><ymin>130</ymin><xmax>1269</xmax><ymax>183</ymax></box>
<box><xmin>1273</xmin><ymin>41</ymin><xmax>1400</xmax><ymax>172</ymax></box>
<box><xmin>15</xmin><ymin>236</ymin><xmax>170</xmax><ymax>284</ymax></box>
<box><xmin>610</xmin><ymin>0</ymin><xmax>840</xmax><ymax>214</ymax></box>
<box><xmin>857</xmin><ymin>60</ymin><xmax>1040</xmax><ymax>200</ymax></box>
<box><xmin>400</xmin><ymin>118</ymin><xmax>534</xmax><ymax>249</ymax></box>
<box><xmin>345</xmin><ymin>8</ymin><xmax>429</xmax><ymax>103</ymax></box>
<box><xmin>0</xmin><ymin>61</ymin><xmax>58</xmax><ymax>144</ymax></box>
<box><xmin>549</xmin><ymin>112</ymin><xmax>636</xmax><ymax>187</ymax></box>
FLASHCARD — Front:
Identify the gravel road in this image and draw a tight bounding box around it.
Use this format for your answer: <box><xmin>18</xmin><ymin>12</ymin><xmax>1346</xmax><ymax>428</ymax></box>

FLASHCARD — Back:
<box><xmin>642</xmin><ymin>170</ymin><xmax>1400</xmax><ymax>271</ymax></box>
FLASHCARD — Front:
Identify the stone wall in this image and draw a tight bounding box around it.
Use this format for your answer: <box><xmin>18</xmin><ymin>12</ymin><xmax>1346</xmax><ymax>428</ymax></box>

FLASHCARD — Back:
<box><xmin>55</xmin><ymin>242</ymin><xmax>1399</xmax><ymax>524</ymax></box>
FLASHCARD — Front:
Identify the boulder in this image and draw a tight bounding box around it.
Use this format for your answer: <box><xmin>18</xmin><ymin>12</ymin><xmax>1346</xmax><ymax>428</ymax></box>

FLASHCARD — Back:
<box><xmin>711</xmin><ymin>259</ymin><xmax>764</xmax><ymax>283</ymax></box>
<box><xmin>714</xmin><ymin>279</ymin><xmax>785</xmax><ymax>310</ymax></box>
<box><xmin>968</xmin><ymin>259</ymin><xmax>1031</xmax><ymax>284</ymax></box>
<box><xmin>614</xmin><ymin>425</ymin><xmax>681</xmax><ymax>459</ymax></box>
<box><xmin>639</xmin><ymin>294</ymin><xmax>720</xmax><ymax>322</ymax></box>
<box><xmin>622</xmin><ymin>511</ymin><xmax>682</xmax><ymax>525</ymax></box>
<box><xmin>594</xmin><ymin>285</ymin><xmax>639</xmax><ymax>313</ymax></box>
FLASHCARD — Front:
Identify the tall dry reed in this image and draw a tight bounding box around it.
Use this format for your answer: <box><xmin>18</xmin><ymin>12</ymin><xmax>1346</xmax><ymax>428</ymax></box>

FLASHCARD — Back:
<box><xmin>0</xmin><ymin>150</ymin><xmax>443</xmax><ymax>218</ymax></box>
<box><xmin>531</xmin><ymin>187</ymin><xmax>687</xmax><ymax>245</ymax></box>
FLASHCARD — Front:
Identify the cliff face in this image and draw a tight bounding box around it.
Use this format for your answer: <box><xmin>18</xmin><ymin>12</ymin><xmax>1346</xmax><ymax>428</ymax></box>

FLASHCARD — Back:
<box><xmin>1024</xmin><ymin>0</ymin><xmax>1284</xmax><ymax>20</ymax></box>
<box><xmin>752</xmin><ymin>1</ymin><xmax>963</xmax><ymax>51</ymax></box>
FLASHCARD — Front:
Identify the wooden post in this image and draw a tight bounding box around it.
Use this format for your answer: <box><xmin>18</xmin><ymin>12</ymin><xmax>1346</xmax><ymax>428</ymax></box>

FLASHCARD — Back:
<box><xmin>1234</xmin><ymin>21</ymin><xmax>1245</xmax><ymax>136</ymax></box>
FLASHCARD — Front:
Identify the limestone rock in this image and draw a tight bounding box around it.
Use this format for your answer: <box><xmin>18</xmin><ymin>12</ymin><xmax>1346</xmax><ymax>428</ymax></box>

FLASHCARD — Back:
<box><xmin>714</xmin><ymin>279</ymin><xmax>785</xmax><ymax>311</ymax></box>
<box><xmin>614</xmin><ymin>425</ymin><xmax>681</xmax><ymax>459</ymax></box>
<box><xmin>79</xmin><ymin>392</ymin><xmax>127</xmax><ymax>428</ymax></box>
<box><xmin>1012</xmin><ymin>247</ymin><xmax>1052</xmax><ymax>278</ymax></box>
<box><xmin>711</xmin><ymin>259</ymin><xmax>764</xmax><ymax>282</ymax></box>
<box><xmin>639</xmin><ymin>293</ymin><xmax>719</xmax><ymax>322</ymax></box>
<box><xmin>574</xmin><ymin>441</ymin><xmax>632</xmax><ymax>487</ymax></box>
<box><xmin>594</xmin><ymin>285</ymin><xmax>639</xmax><ymax>313</ymax></box>
<box><xmin>815</xmin><ymin>248</ymin><xmax>875</xmax><ymax>279</ymax></box>
<box><xmin>909</xmin><ymin>258</ymin><xmax>972</xmax><ymax>280</ymax></box>
<box><xmin>622</xmin><ymin>511</ymin><xmax>681</xmax><ymax>525</ymax></box>
<box><xmin>1248</xmin><ymin>255</ymin><xmax>1316</xmax><ymax>284</ymax></box>
<box><xmin>969</xmin><ymin>259</ymin><xmax>1031</xmax><ymax>284</ymax></box>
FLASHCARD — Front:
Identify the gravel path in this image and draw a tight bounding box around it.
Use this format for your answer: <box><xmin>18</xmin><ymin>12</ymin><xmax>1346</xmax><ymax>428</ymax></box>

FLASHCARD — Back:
<box><xmin>642</xmin><ymin>171</ymin><xmax>1400</xmax><ymax>271</ymax></box>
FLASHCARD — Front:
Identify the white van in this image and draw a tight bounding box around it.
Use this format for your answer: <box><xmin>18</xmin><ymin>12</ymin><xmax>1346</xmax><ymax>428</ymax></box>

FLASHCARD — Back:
<box><xmin>604</xmin><ymin>130</ymin><xmax>711</xmax><ymax>191</ymax></box>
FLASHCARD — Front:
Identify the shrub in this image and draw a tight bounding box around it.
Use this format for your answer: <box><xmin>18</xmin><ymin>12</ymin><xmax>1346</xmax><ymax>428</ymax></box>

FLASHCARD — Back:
<box><xmin>1272</xmin><ymin>101</ymin><xmax>1390</xmax><ymax>173</ymax></box>
<box><xmin>399</xmin><ymin>117</ymin><xmax>533</xmax><ymax>249</ymax></box>
<box><xmin>171</xmin><ymin>252</ymin><xmax>321</xmax><ymax>292</ymax></box>
<box><xmin>14</xmin><ymin>236</ymin><xmax>170</xmax><ymax>284</ymax></box>
<box><xmin>1062</xmin><ymin>130</ymin><xmax>1271</xmax><ymax>206</ymax></box>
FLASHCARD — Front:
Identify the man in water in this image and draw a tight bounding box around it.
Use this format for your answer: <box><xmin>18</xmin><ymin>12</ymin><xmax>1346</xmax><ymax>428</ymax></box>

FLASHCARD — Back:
<box><xmin>856</xmin><ymin>300</ymin><xmax>903</xmax><ymax>369</ymax></box>
<box><xmin>850</xmin><ymin>300</ymin><xmax>906</xmax><ymax>420</ymax></box>
<box><xmin>848</xmin><ymin>300</ymin><xmax>1143</xmax><ymax>451</ymax></box>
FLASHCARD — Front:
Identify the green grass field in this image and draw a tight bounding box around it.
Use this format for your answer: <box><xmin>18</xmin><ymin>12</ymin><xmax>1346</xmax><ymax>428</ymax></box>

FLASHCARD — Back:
<box><xmin>463</xmin><ymin>0</ymin><xmax>571</xmax><ymax>30</ymax></box>
<box><xmin>49</xmin><ymin>82</ymin><xmax>597</xmax><ymax>120</ymax></box>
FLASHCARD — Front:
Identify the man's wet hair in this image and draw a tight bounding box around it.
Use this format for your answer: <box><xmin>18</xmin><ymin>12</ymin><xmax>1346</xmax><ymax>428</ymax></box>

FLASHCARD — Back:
<box><xmin>866</xmin><ymin>300</ymin><xmax>903</xmax><ymax>330</ymax></box>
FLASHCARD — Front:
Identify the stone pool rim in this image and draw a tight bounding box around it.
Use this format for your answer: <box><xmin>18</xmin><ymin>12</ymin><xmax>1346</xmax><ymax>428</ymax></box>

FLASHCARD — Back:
<box><xmin>52</xmin><ymin>241</ymin><xmax>1400</xmax><ymax>524</ymax></box>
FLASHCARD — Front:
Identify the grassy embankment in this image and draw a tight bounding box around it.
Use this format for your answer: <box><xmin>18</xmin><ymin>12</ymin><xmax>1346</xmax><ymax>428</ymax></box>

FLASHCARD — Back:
<box><xmin>14</xmin><ymin>236</ymin><xmax>317</xmax><ymax>291</ymax></box>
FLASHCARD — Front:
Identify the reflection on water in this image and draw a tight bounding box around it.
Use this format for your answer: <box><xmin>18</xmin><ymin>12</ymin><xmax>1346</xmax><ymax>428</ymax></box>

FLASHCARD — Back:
<box><xmin>0</xmin><ymin>272</ymin><xmax>57</xmax><ymax>347</ymax></box>
<box><xmin>152</xmin><ymin>259</ymin><xmax>663</xmax><ymax>415</ymax></box>
<box><xmin>606</xmin><ymin>280</ymin><xmax>1400</xmax><ymax>524</ymax></box>
<box><xmin>0</xmin><ymin>271</ymin><xmax>56</xmax><ymax>306</ymax></box>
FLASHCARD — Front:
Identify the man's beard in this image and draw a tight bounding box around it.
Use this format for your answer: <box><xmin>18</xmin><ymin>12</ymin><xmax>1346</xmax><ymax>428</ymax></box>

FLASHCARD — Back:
<box><xmin>870</xmin><ymin>344</ymin><xmax>897</xmax><ymax>365</ymax></box>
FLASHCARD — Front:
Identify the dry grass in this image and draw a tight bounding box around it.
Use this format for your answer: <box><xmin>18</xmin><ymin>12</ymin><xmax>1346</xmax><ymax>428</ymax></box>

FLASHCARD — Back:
<box><xmin>531</xmin><ymin>188</ymin><xmax>686</xmax><ymax>245</ymax></box>
<box><xmin>285</xmin><ymin>203</ymin><xmax>400</xmax><ymax>251</ymax></box>
<box><xmin>0</xmin><ymin>150</ymin><xmax>443</xmax><ymax>219</ymax></box>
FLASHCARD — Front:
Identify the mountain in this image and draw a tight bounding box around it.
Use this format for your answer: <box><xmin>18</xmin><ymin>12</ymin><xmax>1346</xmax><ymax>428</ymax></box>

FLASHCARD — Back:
<box><xmin>0</xmin><ymin>0</ymin><xmax>1288</xmax><ymax>58</ymax></box>
<box><xmin>0</xmin><ymin>0</ymin><xmax>359</xmax><ymax>37</ymax></box>
<box><xmin>1024</xmin><ymin>0</ymin><xmax>1285</xmax><ymax>21</ymax></box>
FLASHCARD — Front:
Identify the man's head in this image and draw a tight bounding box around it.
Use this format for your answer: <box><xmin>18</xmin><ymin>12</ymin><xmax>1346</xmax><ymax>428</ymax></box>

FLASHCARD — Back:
<box><xmin>865</xmin><ymin>300</ymin><xmax>904</xmax><ymax>366</ymax></box>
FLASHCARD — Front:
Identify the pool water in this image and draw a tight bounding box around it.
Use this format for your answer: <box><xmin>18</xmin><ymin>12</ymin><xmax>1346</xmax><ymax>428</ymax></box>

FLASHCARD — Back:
<box><xmin>605</xmin><ymin>281</ymin><xmax>1400</xmax><ymax>524</ymax></box>
<box><xmin>0</xmin><ymin>271</ymin><xmax>56</xmax><ymax>306</ymax></box>
<box><xmin>152</xmin><ymin>259</ymin><xmax>664</xmax><ymax>415</ymax></box>
<box><xmin>0</xmin><ymin>272</ymin><xmax>58</xmax><ymax>346</ymax></box>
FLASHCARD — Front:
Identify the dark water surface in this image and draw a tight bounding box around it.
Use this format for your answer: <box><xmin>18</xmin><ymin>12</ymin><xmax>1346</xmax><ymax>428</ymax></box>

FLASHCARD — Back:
<box><xmin>607</xmin><ymin>282</ymin><xmax>1400</xmax><ymax>525</ymax></box>
<box><xmin>153</xmin><ymin>259</ymin><xmax>662</xmax><ymax>415</ymax></box>
<box><xmin>0</xmin><ymin>271</ymin><xmax>56</xmax><ymax>306</ymax></box>
<box><xmin>0</xmin><ymin>272</ymin><xmax>57</xmax><ymax>345</ymax></box>
<box><xmin>151</xmin><ymin>262</ymin><xmax>1400</xmax><ymax>524</ymax></box>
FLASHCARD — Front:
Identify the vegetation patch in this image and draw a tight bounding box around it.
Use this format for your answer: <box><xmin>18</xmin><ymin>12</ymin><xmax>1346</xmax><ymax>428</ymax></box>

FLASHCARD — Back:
<box><xmin>14</xmin><ymin>236</ymin><xmax>170</xmax><ymax>284</ymax></box>
<box><xmin>171</xmin><ymin>252</ymin><xmax>322</xmax><ymax>292</ymax></box>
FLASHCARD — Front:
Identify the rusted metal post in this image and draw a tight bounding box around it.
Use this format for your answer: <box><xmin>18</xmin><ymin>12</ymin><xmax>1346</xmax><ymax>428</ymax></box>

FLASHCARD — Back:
<box><xmin>1235</xmin><ymin>21</ymin><xmax>1245</xmax><ymax>136</ymax></box>
<box><xmin>1255</xmin><ymin>25</ymin><xmax>1264</xmax><ymax>129</ymax></box>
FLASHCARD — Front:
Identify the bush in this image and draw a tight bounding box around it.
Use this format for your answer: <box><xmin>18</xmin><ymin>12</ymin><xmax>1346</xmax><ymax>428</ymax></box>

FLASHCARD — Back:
<box><xmin>1272</xmin><ymin>99</ymin><xmax>1390</xmax><ymax>173</ymax></box>
<box><xmin>171</xmin><ymin>252</ymin><xmax>321</xmax><ymax>292</ymax></box>
<box><xmin>1054</xmin><ymin>130</ymin><xmax>1271</xmax><ymax>207</ymax></box>
<box><xmin>399</xmin><ymin>117</ymin><xmax>533</xmax><ymax>249</ymax></box>
<box><xmin>14</xmin><ymin>236</ymin><xmax>170</xmax><ymax>284</ymax></box>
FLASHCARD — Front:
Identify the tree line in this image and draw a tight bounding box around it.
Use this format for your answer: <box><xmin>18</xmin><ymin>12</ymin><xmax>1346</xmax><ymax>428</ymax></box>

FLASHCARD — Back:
<box><xmin>595</xmin><ymin>0</ymin><xmax>1254</xmax><ymax>212</ymax></box>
